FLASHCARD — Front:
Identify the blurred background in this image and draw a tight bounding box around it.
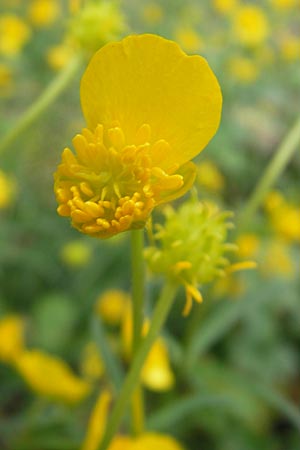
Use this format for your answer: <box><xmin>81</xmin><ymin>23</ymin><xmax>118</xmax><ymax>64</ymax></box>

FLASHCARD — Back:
<box><xmin>0</xmin><ymin>0</ymin><xmax>300</xmax><ymax>449</ymax></box>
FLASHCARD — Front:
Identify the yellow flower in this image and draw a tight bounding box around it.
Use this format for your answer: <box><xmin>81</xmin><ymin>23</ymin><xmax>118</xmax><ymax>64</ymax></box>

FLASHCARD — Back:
<box><xmin>141</xmin><ymin>338</ymin><xmax>174</xmax><ymax>391</ymax></box>
<box><xmin>174</xmin><ymin>27</ymin><xmax>203</xmax><ymax>53</ymax></box>
<box><xmin>81</xmin><ymin>390</ymin><xmax>184</xmax><ymax>450</ymax></box>
<box><xmin>280</xmin><ymin>35</ymin><xmax>300</xmax><ymax>62</ymax></box>
<box><xmin>213</xmin><ymin>0</ymin><xmax>238</xmax><ymax>14</ymax></box>
<box><xmin>228</xmin><ymin>56</ymin><xmax>259</xmax><ymax>83</ymax></box>
<box><xmin>61</xmin><ymin>239</ymin><xmax>92</xmax><ymax>267</ymax></box>
<box><xmin>232</xmin><ymin>6</ymin><xmax>269</xmax><ymax>47</ymax></box>
<box><xmin>0</xmin><ymin>315</ymin><xmax>24</xmax><ymax>363</ymax></box>
<box><xmin>142</xmin><ymin>3</ymin><xmax>163</xmax><ymax>25</ymax></box>
<box><xmin>271</xmin><ymin>0</ymin><xmax>297</xmax><ymax>10</ymax></box>
<box><xmin>0</xmin><ymin>63</ymin><xmax>12</xmax><ymax>90</ymax></box>
<box><xmin>95</xmin><ymin>289</ymin><xmax>130</xmax><ymax>326</ymax></box>
<box><xmin>236</xmin><ymin>233</ymin><xmax>259</xmax><ymax>258</ymax></box>
<box><xmin>81</xmin><ymin>342</ymin><xmax>104</xmax><ymax>382</ymax></box>
<box><xmin>0</xmin><ymin>169</ymin><xmax>16</xmax><ymax>208</ymax></box>
<box><xmin>54</xmin><ymin>34</ymin><xmax>222</xmax><ymax>238</ymax></box>
<box><xmin>68</xmin><ymin>1</ymin><xmax>126</xmax><ymax>54</ymax></box>
<box><xmin>15</xmin><ymin>350</ymin><xmax>90</xmax><ymax>403</ymax></box>
<box><xmin>197</xmin><ymin>160</ymin><xmax>225</xmax><ymax>192</ymax></box>
<box><xmin>28</xmin><ymin>0</ymin><xmax>60</xmax><ymax>27</ymax></box>
<box><xmin>261</xmin><ymin>240</ymin><xmax>295</xmax><ymax>278</ymax></box>
<box><xmin>0</xmin><ymin>14</ymin><xmax>31</xmax><ymax>56</ymax></box>
<box><xmin>47</xmin><ymin>43</ymin><xmax>75</xmax><ymax>70</ymax></box>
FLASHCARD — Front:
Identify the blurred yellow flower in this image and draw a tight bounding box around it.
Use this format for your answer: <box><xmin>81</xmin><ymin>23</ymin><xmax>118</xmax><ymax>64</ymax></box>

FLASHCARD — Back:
<box><xmin>213</xmin><ymin>0</ymin><xmax>238</xmax><ymax>14</ymax></box>
<box><xmin>95</xmin><ymin>289</ymin><xmax>130</xmax><ymax>326</ymax></box>
<box><xmin>142</xmin><ymin>2</ymin><xmax>163</xmax><ymax>25</ymax></box>
<box><xmin>174</xmin><ymin>27</ymin><xmax>203</xmax><ymax>53</ymax></box>
<box><xmin>0</xmin><ymin>14</ymin><xmax>31</xmax><ymax>56</ymax></box>
<box><xmin>54</xmin><ymin>34</ymin><xmax>222</xmax><ymax>238</ymax></box>
<box><xmin>232</xmin><ymin>6</ymin><xmax>269</xmax><ymax>47</ymax></box>
<box><xmin>280</xmin><ymin>35</ymin><xmax>300</xmax><ymax>62</ymax></box>
<box><xmin>0</xmin><ymin>169</ymin><xmax>16</xmax><ymax>208</ymax></box>
<box><xmin>271</xmin><ymin>0</ymin><xmax>297</xmax><ymax>10</ymax></box>
<box><xmin>61</xmin><ymin>239</ymin><xmax>92</xmax><ymax>267</ymax></box>
<box><xmin>141</xmin><ymin>337</ymin><xmax>174</xmax><ymax>391</ymax></box>
<box><xmin>0</xmin><ymin>63</ymin><xmax>12</xmax><ymax>89</ymax></box>
<box><xmin>264</xmin><ymin>190</ymin><xmax>284</xmax><ymax>212</ymax></box>
<box><xmin>69</xmin><ymin>2</ymin><xmax>126</xmax><ymax>54</ymax></box>
<box><xmin>197</xmin><ymin>160</ymin><xmax>225</xmax><ymax>192</ymax></box>
<box><xmin>262</xmin><ymin>240</ymin><xmax>295</xmax><ymax>278</ymax></box>
<box><xmin>47</xmin><ymin>43</ymin><xmax>75</xmax><ymax>70</ymax></box>
<box><xmin>82</xmin><ymin>390</ymin><xmax>111</xmax><ymax>450</ymax></box>
<box><xmin>228</xmin><ymin>56</ymin><xmax>259</xmax><ymax>83</ymax></box>
<box><xmin>81</xmin><ymin>342</ymin><xmax>104</xmax><ymax>381</ymax></box>
<box><xmin>271</xmin><ymin>204</ymin><xmax>300</xmax><ymax>243</ymax></box>
<box><xmin>28</xmin><ymin>0</ymin><xmax>60</xmax><ymax>27</ymax></box>
<box><xmin>15</xmin><ymin>350</ymin><xmax>90</xmax><ymax>403</ymax></box>
<box><xmin>82</xmin><ymin>390</ymin><xmax>184</xmax><ymax>450</ymax></box>
<box><xmin>236</xmin><ymin>233</ymin><xmax>259</xmax><ymax>259</ymax></box>
<box><xmin>0</xmin><ymin>315</ymin><xmax>24</xmax><ymax>363</ymax></box>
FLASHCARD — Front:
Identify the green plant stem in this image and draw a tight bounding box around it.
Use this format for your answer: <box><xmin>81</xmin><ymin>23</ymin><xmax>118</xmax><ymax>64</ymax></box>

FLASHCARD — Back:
<box><xmin>0</xmin><ymin>56</ymin><xmax>82</xmax><ymax>156</ymax></box>
<box><xmin>131</xmin><ymin>229</ymin><xmax>145</xmax><ymax>353</ymax></box>
<box><xmin>98</xmin><ymin>281</ymin><xmax>178</xmax><ymax>450</ymax></box>
<box><xmin>239</xmin><ymin>116</ymin><xmax>300</xmax><ymax>227</ymax></box>
<box><xmin>130</xmin><ymin>229</ymin><xmax>145</xmax><ymax>435</ymax></box>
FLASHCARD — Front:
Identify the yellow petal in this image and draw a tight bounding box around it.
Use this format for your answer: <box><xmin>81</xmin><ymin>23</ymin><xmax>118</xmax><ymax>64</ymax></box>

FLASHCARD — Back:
<box><xmin>81</xmin><ymin>34</ymin><xmax>222</xmax><ymax>170</ymax></box>
<box><xmin>132</xmin><ymin>433</ymin><xmax>184</xmax><ymax>450</ymax></box>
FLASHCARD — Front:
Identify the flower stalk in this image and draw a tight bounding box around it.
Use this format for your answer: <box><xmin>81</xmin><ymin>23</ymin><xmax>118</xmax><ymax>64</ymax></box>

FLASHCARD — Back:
<box><xmin>98</xmin><ymin>281</ymin><xmax>178</xmax><ymax>450</ymax></box>
<box><xmin>239</xmin><ymin>115</ymin><xmax>300</xmax><ymax>227</ymax></box>
<box><xmin>0</xmin><ymin>55</ymin><xmax>82</xmax><ymax>156</ymax></box>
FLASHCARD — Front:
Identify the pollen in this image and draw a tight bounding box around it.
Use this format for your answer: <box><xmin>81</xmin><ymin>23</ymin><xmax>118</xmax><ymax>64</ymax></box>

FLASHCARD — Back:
<box><xmin>54</xmin><ymin>123</ymin><xmax>186</xmax><ymax>238</ymax></box>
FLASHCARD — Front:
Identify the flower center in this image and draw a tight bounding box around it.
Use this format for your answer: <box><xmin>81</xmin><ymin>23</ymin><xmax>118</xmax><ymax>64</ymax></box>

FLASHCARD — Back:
<box><xmin>54</xmin><ymin>123</ymin><xmax>184</xmax><ymax>238</ymax></box>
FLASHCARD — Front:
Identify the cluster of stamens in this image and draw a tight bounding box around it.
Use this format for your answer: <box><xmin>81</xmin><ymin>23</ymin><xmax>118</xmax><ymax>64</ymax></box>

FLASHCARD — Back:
<box><xmin>54</xmin><ymin>123</ymin><xmax>184</xmax><ymax>238</ymax></box>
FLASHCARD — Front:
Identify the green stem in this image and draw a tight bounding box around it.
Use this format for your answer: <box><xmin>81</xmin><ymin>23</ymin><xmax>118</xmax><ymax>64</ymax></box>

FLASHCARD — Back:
<box><xmin>239</xmin><ymin>116</ymin><xmax>300</xmax><ymax>227</ymax></box>
<box><xmin>131</xmin><ymin>229</ymin><xmax>145</xmax><ymax>353</ymax></box>
<box><xmin>0</xmin><ymin>56</ymin><xmax>82</xmax><ymax>156</ymax></box>
<box><xmin>130</xmin><ymin>229</ymin><xmax>145</xmax><ymax>435</ymax></box>
<box><xmin>98</xmin><ymin>281</ymin><xmax>178</xmax><ymax>450</ymax></box>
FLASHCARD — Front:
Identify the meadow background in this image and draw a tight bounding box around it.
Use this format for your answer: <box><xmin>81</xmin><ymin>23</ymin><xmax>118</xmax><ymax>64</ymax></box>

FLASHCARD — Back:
<box><xmin>0</xmin><ymin>0</ymin><xmax>300</xmax><ymax>449</ymax></box>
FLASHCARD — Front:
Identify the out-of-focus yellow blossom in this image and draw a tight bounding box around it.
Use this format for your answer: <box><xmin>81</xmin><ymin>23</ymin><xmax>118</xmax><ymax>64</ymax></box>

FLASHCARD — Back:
<box><xmin>141</xmin><ymin>337</ymin><xmax>174</xmax><ymax>391</ymax></box>
<box><xmin>68</xmin><ymin>2</ymin><xmax>126</xmax><ymax>54</ymax></box>
<box><xmin>121</xmin><ymin>307</ymin><xmax>174</xmax><ymax>390</ymax></box>
<box><xmin>213</xmin><ymin>273</ymin><xmax>246</xmax><ymax>298</ymax></box>
<box><xmin>0</xmin><ymin>14</ymin><xmax>31</xmax><ymax>56</ymax></box>
<box><xmin>261</xmin><ymin>240</ymin><xmax>295</xmax><ymax>278</ymax></box>
<box><xmin>28</xmin><ymin>0</ymin><xmax>60</xmax><ymax>27</ymax></box>
<box><xmin>270</xmin><ymin>204</ymin><xmax>300</xmax><ymax>242</ymax></box>
<box><xmin>131</xmin><ymin>433</ymin><xmax>184</xmax><ymax>450</ymax></box>
<box><xmin>213</xmin><ymin>0</ymin><xmax>238</xmax><ymax>14</ymax></box>
<box><xmin>95</xmin><ymin>289</ymin><xmax>130</xmax><ymax>326</ymax></box>
<box><xmin>0</xmin><ymin>63</ymin><xmax>12</xmax><ymax>89</ymax></box>
<box><xmin>232</xmin><ymin>6</ymin><xmax>269</xmax><ymax>47</ymax></box>
<box><xmin>142</xmin><ymin>2</ymin><xmax>163</xmax><ymax>25</ymax></box>
<box><xmin>228</xmin><ymin>56</ymin><xmax>259</xmax><ymax>83</ymax></box>
<box><xmin>280</xmin><ymin>36</ymin><xmax>300</xmax><ymax>61</ymax></box>
<box><xmin>0</xmin><ymin>315</ymin><xmax>24</xmax><ymax>363</ymax></box>
<box><xmin>271</xmin><ymin>0</ymin><xmax>297</xmax><ymax>10</ymax></box>
<box><xmin>236</xmin><ymin>233</ymin><xmax>260</xmax><ymax>258</ymax></box>
<box><xmin>145</xmin><ymin>198</ymin><xmax>256</xmax><ymax>315</ymax></box>
<box><xmin>81</xmin><ymin>342</ymin><xmax>104</xmax><ymax>381</ymax></box>
<box><xmin>82</xmin><ymin>390</ymin><xmax>111</xmax><ymax>450</ymax></box>
<box><xmin>61</xmin><ymin>239</ymin><xmax>92</xmax><ymax>267</ymax></box>
<box><xmin>264</xmin><ymin>190</ymin><xmax>284</xmax><ymax>212</ymax></box>
<box><xmin>197</xmin><ymin>160</ymin><xmax>225</xmax><ymax>192</ymax></box>
<box><xmin>47</xmin><ymin>43</ymin><xmax>75</xmax><ymax>70</ymax></box>
<box><xmin>54</xmin><ymin>34</ymin><xmax>222</xmax><ymax>239</ymax></box>
<box><xmin>15</xmin><ymin>350</ymin><xmax>90</xmax><ymax>403</ymax></box>
<box><xmin>174</xmin><ymin>27</ymin><xmax>203</xmax><ymax>53</ymax></box>
<box><xmin>82</xmin><ymin>390</ymin><xmax>184</xmax><ymax>450</ymax></box>
<box><xmin>0</xmin><ymin>170</ymin><xmax>16</xmax><ymax>208</ymax></box>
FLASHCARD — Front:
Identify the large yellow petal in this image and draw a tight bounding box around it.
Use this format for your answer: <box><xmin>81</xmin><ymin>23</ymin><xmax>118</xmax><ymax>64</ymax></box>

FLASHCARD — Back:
<box><xmin>131</xmin><ymin>433</ymin><xmax>184</xmax><ymax>450</ymax></box>
<box><xmin>81</xmin><ymin>34</ymin><xmax>222</xmax><ymax>170</ymax></box>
